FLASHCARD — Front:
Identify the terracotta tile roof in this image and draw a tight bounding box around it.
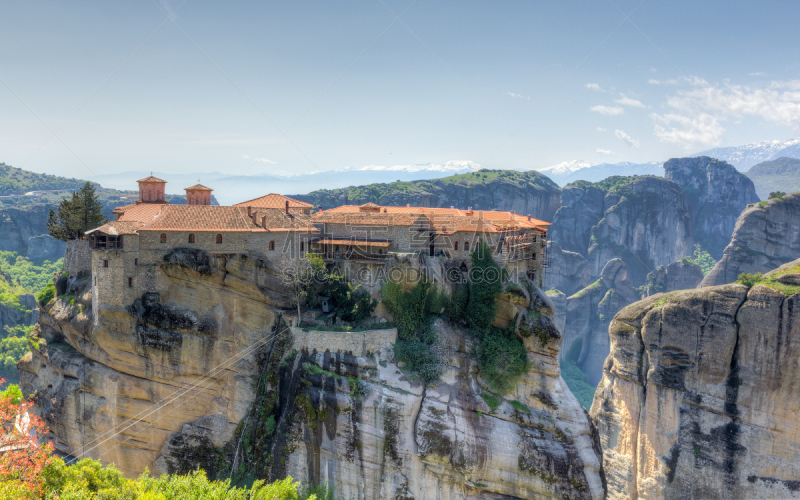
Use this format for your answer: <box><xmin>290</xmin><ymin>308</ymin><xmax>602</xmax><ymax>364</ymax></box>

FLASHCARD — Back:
<box><xmin>85</xmin><ymin>221</ymin><xmax>144</xmax><ymax>236</ymax></box>
<box><xmin>116</xmin><ymin>203</ymin><xmax>168</xmax><ymax>223</ymax></box>
<box><xmin>233</xmin><ymin>193</ymin><xmax>314</xmax><ymax>209</ymax></box>
<box><xmin>185</xmin><ymin>184</ymin><xmax>213</xmax><ymax>191</ymax></box>
<box><xmin>112</xmin><ymin>203</ymin><xmax>138</xmax><ymax>214</ymax></box>
<box><xmin>137</xmin><ymin>175</ymin><xmax>167</xmax><ymax>183</ymax></box>
<box><xmin>429</xmin><ymin>216</ymin><xmax>499</xmax><ymax>234</ymax></box>
<box><xmin>312</xmin><ymin>212</ymin><xmax>426</xmax><ymax>226</ymax></box>
<box><xmin>139</xmin><ymin>206</ymin><xmax>319</xmax><ymax>232</ymax></box>
<box><xmin>318</xmin><ymin>204</ymin><xmax>550</xmax><ymax>228</ymax></box>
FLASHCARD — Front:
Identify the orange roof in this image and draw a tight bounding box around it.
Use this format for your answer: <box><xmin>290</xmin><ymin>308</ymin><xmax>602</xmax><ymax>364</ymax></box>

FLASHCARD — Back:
<box><xmin>86</xmin><ymin>221</ymin><xmax>144</xmax><ymax>236</ymax></box>
<box><xmin>137</xmin><ymin>175</ymin><xmax>167</xmax><ymax>183</ymax></box>
<box><xmin>312</xmin><ymin>212</ymin><xmax>426</xmax><ymax>226</ymax></box>
<box><xmin>185</xmin><ymin>184</ymin><xmax>213</xmax><ymax>191</ymax></box>
<box><xmin>116</xmin><ymin>203</ymin><xmax>168</xmax><ymax>223</ymax></box>
<box><xmin>319</xmin><ymin>204</ymin><xmax>550</xmax><ymax>227</ymax></box>
<box><xmin>233</xmin><ymin>193</ymin><xmax>313</xmax><ymax>209</ymax></box>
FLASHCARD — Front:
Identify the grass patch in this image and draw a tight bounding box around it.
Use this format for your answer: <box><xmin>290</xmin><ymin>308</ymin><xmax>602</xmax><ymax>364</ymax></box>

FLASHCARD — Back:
<box><xmin>509</xmin><ymin>400</ymin><xmax>531</xmax><ymax>413</ymax></box>
<box><xmin>481</xmin><ymin>393</ymin><xmax>501</xmax><ymax>410</ymax></box>
<box><xmin>737</xmin><ymin>266</ymin><xmax>800</xmax><ymax>295</ymax></box>
<box><xmin>302</xmin><ymin>321</ymin><xmax>395</xmax><ymax>332</ymax></box>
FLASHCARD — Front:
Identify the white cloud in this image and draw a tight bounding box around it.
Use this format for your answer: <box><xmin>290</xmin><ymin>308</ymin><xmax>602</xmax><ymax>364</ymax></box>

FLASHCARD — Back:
<box><xmin>243</xmin><ymin>154</ymin><xmax>277</xmax><ymax>164</ymax></box>
<box><xmin>506</xmin><ymin>92</ymin><xmax>530</xmax><ymax>100</ymax></box>
<box><xmin>596</xmin><ymin>149</ymin><xmax>615</xmax><ymax>156</ymax></box>
<box><xmin>614</xmin><ymin>94</ymin><xmax>646</xmax><ymax>108</ymax></box>
<box><xmin>585</xmin><ymin>83</ymin><xmax>603</xmax><ymax>92</ymax></box>
<box><xmin>590</xmin><ymin>105</ymin><xmax>624</xmax><ymax>116</ymax></box>
<box><xmin>596</xmin><ymin>127</ymin><xmax>607</xmax><ymax>132</ymax></box>
<box><xmin>648</xmin><ymin>78</ymin><xmax>679</xmax><ymax>85</ymax></box>
<box><xmin>614</xmin><ymin>129</ymin><xmax>640</xmax><ymax>148</ymax></box>
<box><xmin>651</xmin><ymin>77</ymin><xmax>800</xmax><ymax>148</ymax></box>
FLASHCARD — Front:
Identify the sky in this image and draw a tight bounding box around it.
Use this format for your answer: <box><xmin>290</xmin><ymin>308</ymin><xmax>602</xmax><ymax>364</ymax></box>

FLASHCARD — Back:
<box><xmin>3</xmin><ymin>0</ymin><xmax>800</xmax><ymax>188</ymax></box>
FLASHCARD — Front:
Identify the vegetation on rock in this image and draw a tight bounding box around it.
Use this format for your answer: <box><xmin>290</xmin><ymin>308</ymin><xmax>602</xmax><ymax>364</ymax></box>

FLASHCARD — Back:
<box><xmin>46</xmin><ymin>182</ymin><xmax>106</xmax><ymax>241</ymax></box>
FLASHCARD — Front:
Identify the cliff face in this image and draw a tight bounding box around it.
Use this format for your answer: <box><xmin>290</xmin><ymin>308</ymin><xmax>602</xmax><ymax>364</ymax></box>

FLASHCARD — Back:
<box><xmin>295</xmin><ymin>170</ymin><xmax>563</xmax><ymax>222</ymax></box>
<box><xmin>664</xmin><ymin>156</ymin><xmax>759</xmax><ymax>259</ymax></box>
<box><xmin>20</xmin><ymin>251</ymin><xmax>606</xmax><ymax>498</ymax></box>
<box><xmin>0</xmin><ymin>205</ymin><xmax>54</xmax><ymax>254</ymax></box>
<box><xmin>560</xmin><ymin>259</ymin><xmax>639</xmax><ymax>386</ymax></box>
<box><xmin>549</xmin><ymin>185</ymin><xmax>605</xmax><ymax>257</ymax></box>
<box><xmin>641</xmin><ymin>260</ymin><xmax>704</xmax><ymax>297</ymax></box>
<box><xmin>585</xmin><ymin>177</ymin><xmax>693</xmax><ymax>286</ymax></box>
<box><xmin>591</xmin><ymin>259</ymin><xmax>800</xmax><ymax>499</ymax></box>
<box><xmin>544</xmin><ymin>241</ymin><xmax>591</xmax><ymax>297</ymax></box>
<box><xmin>702</xmin><ymin>192</ymin><xmax>800</xmax><ymax>287</ymax></box>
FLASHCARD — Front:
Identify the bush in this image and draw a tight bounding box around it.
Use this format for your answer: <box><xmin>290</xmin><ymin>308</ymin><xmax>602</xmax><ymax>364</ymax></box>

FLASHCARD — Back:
<box><xmin>36</xmin><ymin>282</ymin><xmax>55</xmax><ymax>306</ymax></box>
<box><xmin>394</xmin><ymin>339</ymin><xmax>447</xmax><ymax>383</ymax></box>
<box><xmin>465</xmin><ymin>241</ymin><xmax>503</xmax><ymax>335</ymax></box>
<box><xmin>561</xmin><ymin>359</ymin><xmax>596</xmax><ymax>409</ymax></box>
<box><xmin>478</xmin><ymin>327</ymin><xmax>529</xmax><ymax>395</ymax></box>
<box><xmin>769</xmin><ymin>191</ymin><xmax>786</xmax><ymax>200</ymax></box>
<box><xmin>736</xmin><ymin>272</ymin><xmax>763</xmax><ymax>287</ymax></box>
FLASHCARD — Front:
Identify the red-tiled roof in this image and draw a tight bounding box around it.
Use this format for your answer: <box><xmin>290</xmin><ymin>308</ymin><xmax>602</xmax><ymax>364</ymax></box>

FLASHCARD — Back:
<box><xmin>233</xmin><ymin>193</ymin><xmax>313</xmax><ymax>209</ymax></box>
<box><xmin>318</xmin><ymin>204</ymin><xmax>550</xmax><ymax>227</ymax></box>
<box><xmin>137</xmin><ymin>176</ymin><xmax>167</xmax><ymax>183</ymax></box>
<box><xmin>117</xmin><ymin>203</ymin><xmax>168</xmax><ymax>223</ymax></box>
<box><xmin>312</xmin><ymin>212</ymin><xmax>426</xmax><ymax>226</ymax></box>
<box><xmin>185</xmin><ymin>184</ymin><xmax>213</xmax><ymax>191</ymax></box>
<box><xmin>86</xmin><ymin>221</ymin><xmax>145</xmax><ymax>236</ymax></box>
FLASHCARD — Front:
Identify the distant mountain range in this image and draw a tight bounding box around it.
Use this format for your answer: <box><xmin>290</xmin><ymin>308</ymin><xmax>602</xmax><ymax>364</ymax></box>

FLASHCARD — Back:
<box><xmin>535</xmin><ymin>160</ymin><xmax>664</xmax><ymax>186</ymax></box>
<box><xmin>694</xmin><ymin>138</ymin><xmax>800</xmax><ymax>170</ymax></box>
<box><xmin>745</xmin><ymin>157</ymin><xmax>800</xmax><ymax>199</ymax></box>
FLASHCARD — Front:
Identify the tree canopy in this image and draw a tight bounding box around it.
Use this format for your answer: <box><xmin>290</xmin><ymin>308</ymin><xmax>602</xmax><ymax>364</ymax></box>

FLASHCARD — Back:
<box><xmin>47</xmin><ymin>182</ymin><xmax>106</xmax><ymax>241</ymax></box>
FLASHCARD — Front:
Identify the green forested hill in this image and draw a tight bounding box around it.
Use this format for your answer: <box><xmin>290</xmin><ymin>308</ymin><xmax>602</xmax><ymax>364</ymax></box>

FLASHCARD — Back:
<box><xmin>746</xmin><ymin>157</ymin><xmax>800</xmax><ymax>199</ymax></box>
<box><xmin>0</xmin><ymin>163</ymin><xmax>87</xmax><ymax>196</ymax></box>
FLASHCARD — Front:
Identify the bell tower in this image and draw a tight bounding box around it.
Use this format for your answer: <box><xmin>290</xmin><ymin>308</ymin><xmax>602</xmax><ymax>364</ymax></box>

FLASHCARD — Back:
<box><xmin>137</xmin><ymin>175</ymin><xmax>167</xmax><ymax>203</ymax></box>
<box><xmin>185</xmin><ymin>183</ymin><xmax>213</xmax><ymax>205</ymax></box>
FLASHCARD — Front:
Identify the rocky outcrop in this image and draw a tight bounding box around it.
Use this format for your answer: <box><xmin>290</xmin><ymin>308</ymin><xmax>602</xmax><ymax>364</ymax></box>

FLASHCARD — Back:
<box><xmin>544</xmin><ymin>241</ymin><xmax>591</xmax><ymax>297</ymax></box>
<box><xmin>641</xmin><ymin>260</ymin><xmax>704</xmax><ymax>297</ymax></box>
<box><xmin>586</xmin><ymin>177</ymin><xmax>693</xmax><ymax>286</ymax></box>
<box><xmin>27</xmin><ymin>234</ymin><xmax>66</xmax><ymax>262</ymax></box>
<box><xmin>560</xmin><ymin>259</ymin><xmax>639</xmax><ymax>386</ymax></box>
<box><xmin>701</xmin><ymin>192</ymin><xmax>800</xmax><ymax>286</ymax></box>
<box><xmin>664</xmin><ymin>156</ymin><xmax>759</xmax><ymax>259</ymax></box>
<box><xmin>295</xmin><ymin>170</ymin><xmax>564</xmax><ymax>222</ymax></box>
<box><xmin>591</xmin><ymin>259</ymin><xmax>800</xmax><ymax>499</ymax></box>
<box><xmin>0</xmin><ymin>205</ymin><xmax>54</xmax><ymax>254</ymax></box>
<box><xmin>550</xmin><ymin>184</ymin><xmax>605</xmax><ymax>257</ymax></box>
<box><xmin>20</xmin><ymin>251</ymin><xmax>606</xmax><ymax>498</ymax></box>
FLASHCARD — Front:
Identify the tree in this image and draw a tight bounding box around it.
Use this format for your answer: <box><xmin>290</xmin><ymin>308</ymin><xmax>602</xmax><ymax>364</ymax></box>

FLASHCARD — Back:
<box><xmin>0</xmin><ymin>378</ymin><xmax>55</xmax><ymax>497</ymax></box>
<box><xmin>47</xmin><ymin>182</ymin><xmax>106</xmax><ymax>241</ymax></box>
<box><xmin>279</xmin><ymin>254</ymin><xmax>325</xmax><ymax>324</ymax></box>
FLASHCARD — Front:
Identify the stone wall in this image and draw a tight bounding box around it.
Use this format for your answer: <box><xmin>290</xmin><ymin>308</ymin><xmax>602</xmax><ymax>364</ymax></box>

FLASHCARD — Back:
<box><xmin>64</xmin><ymin>239</ymin><xmax>91</xmax><ymax>278</ymax></box>
<box><xmin>289</xmin><ymin>326</ymin><xmax>397</xmax><ymax>357</ymax></box>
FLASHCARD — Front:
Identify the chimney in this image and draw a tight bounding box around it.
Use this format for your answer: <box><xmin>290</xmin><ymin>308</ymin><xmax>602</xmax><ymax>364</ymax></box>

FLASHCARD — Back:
<box><xmin>247</xmin><ymin>206</ymin><xmax>252</xmax><ymax>216</ymax></box>
<box><xmin>406</xmin><ymin>204</ymin><xmax>410</xmax><ymax>207</ymax></box>
<box><xmin>262</xmin><ymin>215</ymin><xmax>266</xmax><ymax>227</ymax></box>
<box><xmin>527</xmin><ymin>214</ymin><xmax>531</xmax><ymax>221</ymax></box>
<box><xmin>285</xmin><ymin>200</ymin><xmax>289</xmax><ymax>213</ymax></box>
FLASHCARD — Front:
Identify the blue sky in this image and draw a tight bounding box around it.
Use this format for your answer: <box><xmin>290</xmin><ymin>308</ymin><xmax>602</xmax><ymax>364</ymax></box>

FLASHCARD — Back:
<box><xmin>2</xmin><ymin>0</ymin><xmax>800</xmax><ymax>185</ymax></box>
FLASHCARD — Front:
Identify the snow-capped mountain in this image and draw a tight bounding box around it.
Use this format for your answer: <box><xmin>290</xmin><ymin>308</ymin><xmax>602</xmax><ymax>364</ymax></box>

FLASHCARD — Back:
<box><xmin>694</xmin><ymin>138</ymin><xmax>800</xmax><ymax>171</ymax></box>
<box><xmin>330</xmin><ymin>160</ymin><xmax>482</xmax><ymax>175</ymax></box>
<box><xmin>536</xmin><ymin>161</ymin><xmax>664</xmax><ymax>186</ymax></box>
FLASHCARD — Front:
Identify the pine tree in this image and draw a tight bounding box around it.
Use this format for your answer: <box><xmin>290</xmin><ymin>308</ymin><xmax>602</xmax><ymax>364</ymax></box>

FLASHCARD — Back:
<box><xmin>47</xmin><ymin>182</ymin><xmax>107</xmax><ymax>241</ymax></box>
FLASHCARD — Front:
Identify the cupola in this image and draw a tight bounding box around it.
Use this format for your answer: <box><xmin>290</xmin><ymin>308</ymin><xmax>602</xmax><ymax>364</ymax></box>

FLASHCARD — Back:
<box><xmin>137</xmin><ymin>175</ymin><xmax>167</xmax><ymax>203</ymax></box>
<box><xmin>185</xmin><ymin>183</ymin><xmax>213</xmax><ymax>205</ymax></box>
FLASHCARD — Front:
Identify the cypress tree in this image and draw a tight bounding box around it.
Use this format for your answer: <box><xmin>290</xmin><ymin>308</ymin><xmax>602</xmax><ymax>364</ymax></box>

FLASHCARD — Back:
<box><xmin>47</xmin><ymin>182</ymin><xmax>107</xmax><ymax>241</ymax></box>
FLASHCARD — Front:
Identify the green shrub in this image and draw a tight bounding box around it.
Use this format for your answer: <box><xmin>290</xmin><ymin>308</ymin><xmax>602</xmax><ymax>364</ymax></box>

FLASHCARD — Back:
<box><xmin>0</xmin><ymin>383</ymin><xmax>23</xmax><ymax>404</ymax></box>
<box><xmin>321</xmin><ymin>274</ymin><xmax>376</xmax><ymax>324</ymax></box>
<box><xmin>481</xmin><ymin>392</ymin><xmax>501</xmax><ymax>410</ymax></box>
<box><xmin>478</xmin><ymin>327</ymin><xmax>529</xmax><ymax>395</ymax></box>
<box><xmin>466</xmin><ymin>241</ymin><xmax>503</xmax><ymax>334</ymax></box>
<box><xmin>769</xmin><ymin>191</ymin><xmax>786</xmax><ymax>200</ymax></box>
<box><xmin>561</xmin><ymin>359</ymin><xmax>596</xmax><ymax>409</ymax></box>
<box><xmin>36</xmin><ymin>282</ymin><xmax>55</xmax><ymax>305</ymax></box>
<box><xmin>736</xmin><ymin>272</ymin><xmax>763</xmax><ymax>287</ymax></box>
<box><xmin>691</xmin><ymin>244</ymin><xmax>716</xmax><ymax>276</ymax></box>
<box><xmin>394</xmin><ymin>339</ymin><xmax>446</xmax><ymax>383</ymax></box>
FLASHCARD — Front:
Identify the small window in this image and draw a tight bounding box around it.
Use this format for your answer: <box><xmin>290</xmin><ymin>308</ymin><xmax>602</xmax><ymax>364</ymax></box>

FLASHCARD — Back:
<box><xmin>269</xmin><ymin>241</ymin><xmax>275</xmax><ymax>251</ymax></box>
<box><xmin>128</xmin><ymin>277</ymin><xmax>133</xmax><ymax>288</ymax></box>
<box><xmin>160</xmin><ymin>233</ymin><xmax>167</xmax><ymax>243</ymax></box>
<box><xmin>103</xmin><ymin>260</ymin><xmax>109</xmax><ymax>268</ymax></box>
<box><xmin>464</xmin><ymin>241</ymin><xmax>470</xmax><ymax>252</ymax></box>
<box><xmin>188</xmin><ymin>233</ymin><xmax>195</xmax><ymax>244</ymax></box>
<box><xmin>216</xmin><ymin>234</ymin><xmax>223</xmax><ymax>244</ymax></box>
<box><xmin>300</xmin><ymin>241</ymin><xmax>304</xmax><ymax>251</ymax></box>
<box><xmin>134</xmin><ymin>258</ymin><xmax>138</xmax><ymax>266</ymax></box>
<box><xmin>454</xmin><ymin>241</ymin><xmax>459</xmax><ymax>251</ymax></box>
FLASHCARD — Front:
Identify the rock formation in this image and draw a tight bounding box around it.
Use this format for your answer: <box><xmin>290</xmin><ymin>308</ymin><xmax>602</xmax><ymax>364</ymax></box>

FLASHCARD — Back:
<box><xmin>701</xmin><ymin>192</ymin><xmax>800</xmax><ymax>286</ymax></box>
<box><xmin>664</xmin><ymin>156</ymin><xmax>759</xmax><ymax>259</ymax></box>
<box><xmin>592</xmin><ymin>259</ymin><xmax>800</xmax><ymax>499</ymax></box>
<box><xmin>544</xmin><ymin>241</ymin><xmax>591</xmax><ymax>297</ymax></box>
<box><xmin>549</xmin><ymin>184</ymin><xmax>605</xmax><ymax>257</ymax></box>
<box><xmin>20</xmin><ymin>250</ymin><xmax>607</xmax><ymax>499</ymax></box>
<box><xmin>295</xmin><ymin>170</ymin><xmax>564</xmax><ymax>222</ymax></box>
<box><xmin>640</xmin><ymin>260</ymin><xmax>704</xmax><ymax>297</ymax></box>
<box><xmin>0</xmin><ymin>205</ymin><xmax>54</xmax><ymax>255</ymax></box>
<box><xmin>560</xmin><ymin>259</ymin><xmax>639</xmax><ymax>386</ymax></box>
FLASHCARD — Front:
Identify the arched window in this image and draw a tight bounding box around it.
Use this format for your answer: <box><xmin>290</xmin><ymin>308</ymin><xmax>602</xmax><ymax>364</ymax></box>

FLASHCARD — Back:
<box><xmin>269</xmin><ymin>241</ymin><xmax>275</xmax><ymax>251</ymax></box>
<box><xmin>454</xmin><ymin>241</ymin><xmax>459</xmax><ymax>251</ymax></box>
<box><xmin>188</xmin><ymin>233</ymin><xmax>195</xmax><ymax>244</ymax></box>
<box><xmin>216</xmin><ymin>234</ymin><xmax>223</xmax><ymax>244</ymax></box>
<box><xmin>160</xmin><ymin>233</ymin><xmax>167</xmax><ymax>244</ymax></box>
<box><xmin>300</xmin><ymin>241</ymin><xmax>304</xmax><ymax>251</ymax></box>
<box><xmin>464</xmin><ymin>241</ymin><xmax>470</xmax><ymax>252</ymax></box>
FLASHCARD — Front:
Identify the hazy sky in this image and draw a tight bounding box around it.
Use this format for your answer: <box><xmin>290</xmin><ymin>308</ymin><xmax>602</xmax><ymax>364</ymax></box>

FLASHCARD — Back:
<box><xmin>3</xmin><ymin>0</ymin><xmax>800</xmax><ymax>184</ymax></box>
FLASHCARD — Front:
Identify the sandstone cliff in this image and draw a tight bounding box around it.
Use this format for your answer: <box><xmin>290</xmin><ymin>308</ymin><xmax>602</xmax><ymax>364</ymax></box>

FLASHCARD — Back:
<box><xmin>294</xmin><ymin>169</ymin><xmax>563</xmax><ymax>222</ymax></box>
<box><xmin>702</xmin><ymin>192</ymin><xmax>800</xmax><ymax>287</ymax></box>
<box><xmin>20</xmin><ymin>251</ymin><xmax>606</xmax><ymax>499</ymax></box>
<box><xmin>591</xmin><ymin>259</ymin><xmax>800</xmax><ymax>499</ymax></box>
<box><xmin>544</xmin><ymin>241</ymin><xmax>591</xmax><ymax>297</ymax></box>
<box><xmin>640</xmin><ymin>260</ymin><xmax>704</xmax><ymax>297</ymax></box>
<box><xmin>560</xmin><ymin>259</ymin><xmax>639</xmax><ymax>387</ymax></box>
<box><xmin>664</xmin><ymin>156</ymin><xmax>759</xmax><ymax>259</ymax></box>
